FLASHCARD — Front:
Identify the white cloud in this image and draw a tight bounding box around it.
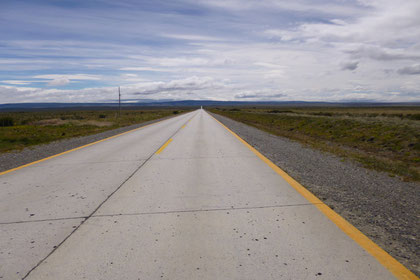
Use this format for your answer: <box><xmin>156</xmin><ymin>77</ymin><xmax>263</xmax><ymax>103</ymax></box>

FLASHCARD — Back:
<box><xmin>120</xmin><ymin>73</ymin><xmax>148</xmax><ymax>83</ymax></box>
<box><xmin>263</xmin><ymin>29</ymin><xmax>298</xmax><ymax>41</ymax></box>
<box><xmin>147</xmin><ymin>57</ymin><xmax>211</xmax><ymax>67</ymax></box>
<box><xmin>48</xmin><ymin>78</ymin><xmax>70</xmax><ymax>86</ymax></box>
<box><xmin>160</xmin><ymin>34</ymin><xmax>223</xmax><ymax>41</ymax></box>
<box><xmin>119</xmin><ymin>67</ymin><xmax>173</xmax><ymax>72</ymax></box>
<box><xmin>0</xmin><ymin>76</ymin><xmax>231</xmax><ymax>103</ymax></box>
<box><xmin>1</xmin><ymin>80</ymin><xmax>33</xmax><ymax>85</ymax></box>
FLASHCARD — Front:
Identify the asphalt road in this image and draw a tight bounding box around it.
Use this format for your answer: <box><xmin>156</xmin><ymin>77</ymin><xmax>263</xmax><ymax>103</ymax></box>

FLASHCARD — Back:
<box><xmin>0</xmin><ymin>109</ymin><xmax>405</xmax><ymax>279</ymax></box>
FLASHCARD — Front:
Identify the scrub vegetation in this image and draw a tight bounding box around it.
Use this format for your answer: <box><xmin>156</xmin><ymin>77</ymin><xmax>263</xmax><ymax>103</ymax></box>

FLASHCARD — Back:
<box><xmin>209</xmin><ymin>106</ymin><xmax>420</xmax><ymax>182</ymax></box>
<box><xmin>0</xmin><ymin>109</ymin><xmax>186</xmax><ymax>153</ymax></box>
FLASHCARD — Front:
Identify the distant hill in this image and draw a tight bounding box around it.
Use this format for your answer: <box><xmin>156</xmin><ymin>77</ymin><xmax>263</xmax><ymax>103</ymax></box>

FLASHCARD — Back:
<box><xmin>1</xmin><ymin>100</ymin><xmax>419</xmax><ymax>111</ymax></box>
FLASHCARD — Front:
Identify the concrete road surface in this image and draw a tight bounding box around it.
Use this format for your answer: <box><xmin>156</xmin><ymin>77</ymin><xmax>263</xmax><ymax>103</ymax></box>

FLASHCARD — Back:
<box><xmin>0</xmin><ymin>110</ymin><xmax>402</xmax><ymax>279</ymax></box>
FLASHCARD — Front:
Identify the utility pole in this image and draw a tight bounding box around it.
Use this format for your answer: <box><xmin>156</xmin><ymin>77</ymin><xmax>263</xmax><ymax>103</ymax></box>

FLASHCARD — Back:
<box><xmin>118</xmin><ymin>86</ymin><xmax>121</xmax><ymax>118</ymax></box>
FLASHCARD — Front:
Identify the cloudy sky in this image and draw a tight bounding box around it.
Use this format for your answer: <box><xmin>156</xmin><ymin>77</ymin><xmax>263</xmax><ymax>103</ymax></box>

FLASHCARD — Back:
<box><xmin>1</xmin><ymin>0</ymin><xmax>420</xmax><ymax>103</ymax></box>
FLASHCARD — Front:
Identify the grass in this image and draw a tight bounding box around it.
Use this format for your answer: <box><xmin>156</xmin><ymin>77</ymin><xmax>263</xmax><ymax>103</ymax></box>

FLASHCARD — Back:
<box><xmin>209</xmin><ymin>106</ymin><xmax>420</xmax><ymax>182</ymax></box>
<box><xmin>0</xmin><ymin>109</ymin><xmax>187</xmax><ymax>153</ymax></box>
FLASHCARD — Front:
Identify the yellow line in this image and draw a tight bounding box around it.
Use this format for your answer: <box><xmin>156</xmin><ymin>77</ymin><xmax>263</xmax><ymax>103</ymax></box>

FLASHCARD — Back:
<box><xmin>210</xmin><ymin>114</ymin><xmax>418</xmax><ymax>280</ymax></box>
<box><xmin>155</xmin><ymin>138</ymin><xmax>172</xmax><ymax>155</ymax></box>
<box><xmin>181</xmin><ymin>125</ymin><xmax>186</xmax><ymax>129</ymax></box>
<box><xmin>0</xmin><ymin>118</ymin><xmax>169</xmax><ymax>177</ymax></box>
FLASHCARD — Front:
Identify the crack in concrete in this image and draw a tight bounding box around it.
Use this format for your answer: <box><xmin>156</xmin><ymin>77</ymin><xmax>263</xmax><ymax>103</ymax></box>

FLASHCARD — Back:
<box><xmin>0</xmin><ymin>216</ymin><xmax>87</xmax><ymax>225</ymax></box>
<box><xmin>92</xmin><ymin>203</ymin><xmax>321</xmax><ymax>218</ymax></box>
<box><xmin>1</xmin><ymin>203</ymin><xmax>320</xmax><ymax>226</ymax></box>
<box><xmin>22</xmin><ymin>112</ymin><xmax>197</xmax><ymax>279</ymax></box>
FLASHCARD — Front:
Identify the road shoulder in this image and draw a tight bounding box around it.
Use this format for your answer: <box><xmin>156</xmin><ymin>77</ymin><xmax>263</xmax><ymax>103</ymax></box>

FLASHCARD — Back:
<box><xmin>0</xmin><ymin>114</ymin><xmax>177</xmax><ymax>173</ymax></box>
<box><xmin>211</xmin><ymin>112</ymin><xmax>419</xmax><ymax>277</ymax></box>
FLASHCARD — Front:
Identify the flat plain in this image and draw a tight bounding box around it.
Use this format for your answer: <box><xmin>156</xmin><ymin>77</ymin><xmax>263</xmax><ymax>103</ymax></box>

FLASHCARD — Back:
<box><xmin>0</xmin><ymin>108</ymin><xmax>186</xmax><ymax>154</ymax></box>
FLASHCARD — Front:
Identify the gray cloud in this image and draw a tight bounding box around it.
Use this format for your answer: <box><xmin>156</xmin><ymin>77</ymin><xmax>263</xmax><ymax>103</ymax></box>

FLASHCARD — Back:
<box><xmin>340</xmin><ymin>61</ymin><xmax>358</xmax><ymax>71</ymax></box>
<box><xmin>346</xmin><ymin>46</ymin><xmax>420</xmax><ymax>61</ymax></box>
<box><xmin>235</xmin><ymin>93</ymin><xmax>285</xmax><ymax>99</ymax></box>
<box><xmin>131</xmin><ymin>76</ymin><xmax>224</xmax><ymax>96</ymax></box>
<box><xmin>397</xmin><ymin>64</ymin><xmax>420</xmax><ymax>75</ymax></box>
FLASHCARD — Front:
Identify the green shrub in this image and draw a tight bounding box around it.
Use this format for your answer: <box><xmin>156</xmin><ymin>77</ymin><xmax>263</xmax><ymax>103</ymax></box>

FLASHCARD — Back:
<box><xmin>0</xmin><ymin>117</ymin><xmax>14</xmax><ymax>127</ymax></box>
<box><xmin>406</xmin><ymin>114</ymin><xmax>420</xmax><ymax>120</ymax></box>
<box><xmin>267</xmin><ymin>110</ymin><xmax>293</xmax><ymax>114</ymax></box>
<box><xmin>312</xmin><ymin>112</ymin><xmax>333</xmax><ymax>116</ymax></box>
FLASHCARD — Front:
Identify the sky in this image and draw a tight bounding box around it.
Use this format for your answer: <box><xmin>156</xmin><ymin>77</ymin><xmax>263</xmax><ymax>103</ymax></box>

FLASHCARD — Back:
<box><xmin>1</xmin><ymin>0</ymin><xmax>420</xmax><ymax>103</ymax></box>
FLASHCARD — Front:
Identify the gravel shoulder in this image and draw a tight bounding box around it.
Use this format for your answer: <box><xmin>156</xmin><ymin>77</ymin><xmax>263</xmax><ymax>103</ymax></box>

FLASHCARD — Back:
<box><xmin>211</xmin><ymin>112</ymin><xmax>419</xmax><ymax>276</ymax></box>
<box><xmin>0</xmin><ymin>114</ymin><xmax>176</xmax><ymax>172</ymax></box>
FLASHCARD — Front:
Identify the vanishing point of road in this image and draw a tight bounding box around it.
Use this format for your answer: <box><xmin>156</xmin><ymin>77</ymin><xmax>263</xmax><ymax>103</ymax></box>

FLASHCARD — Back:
<box><xmin>0</xmin><ymin>110</ymin><xmax>416</xmax><ymax>279</ymax></box>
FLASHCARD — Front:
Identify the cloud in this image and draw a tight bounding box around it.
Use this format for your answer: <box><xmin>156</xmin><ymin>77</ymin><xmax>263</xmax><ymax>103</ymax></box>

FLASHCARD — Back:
<box><xmin>397</xmin><ymin>64</ymin><xmax>420</xmax><ymax>75</ymax></box>
<box><xmin>263</xmin><ymin>29</ymin><xmax>299</xmax><ymax>42</ymax></box>
<box><xmin>1</xmin><ymin>80</ymin><xmax>33</xmax><ymax>85</ymax></box>
<box><xmin>147</xmin><ymin>57</ymin><xmax>211</xmax><ymax>67</ymax></box>
<box><xmin>48</xmin><ymin>78</ymin><xmax>70</xmax><ymax>86</ymax></box>
<box><xmin>30</xmin><ymin>74</ymin><xmax>102</xmax><ymax>87</ymax></box>
<box><xmin>235</xmin><ymin>92</ymin><xmax>286</xmax><ymax>99</ymax></box>
<box><xmin>119</xmin><ymin>67</ymin><xmax>171</xmax><ymax>72</ymax></box>
<box><xmin>346</xmin><ymin>46</ymin><xmax>420</xmax><ymax>61</ymax></box>
<box><xmin>191</xmin><ymin>0</ymin><xmax>366</xmax><ymax>17</ymax></box>
<box><xmin>160</xmin><ymin>34</ymin><xmax>223</xmax><ymax>41</ymax></box>
<box><xmin>0</xmin><ymin>76</ymin><xmax>231</xmax><ymax>103</ymax></box>
<box><xmin>34</xmin><ymin>74</ymin><xmax>101</xmax><ymax>80</ymax></box>
<box><xmin>294</xmin><ymin>0</ymin><xmax>420</xmax><ymax>46</ymax></box>
<box><xmin>131</xmin><ymin>76</ymin><xmax>224</xmax><ymax>95</ymax></box>
<box><xmin>120</xmin><ymin>73</ymin><xmax>147</xmax><ymax>83</ymax></box>
<box><xmin>340</xmin><ymin>61</ymin><xmax>359</xmax><ymax>71</ymax></box>
<box><xmin>1</xmin><ymin>0</ymin><xmax>420</xmax><ymax>103</ymax></box>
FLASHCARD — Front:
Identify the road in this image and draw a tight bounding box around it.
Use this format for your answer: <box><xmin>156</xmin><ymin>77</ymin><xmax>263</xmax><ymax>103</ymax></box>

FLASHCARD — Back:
<box><xmin>0</xmin><ymin>109</ymin><xmax>408</xmax><ymax>279</ymax></box>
